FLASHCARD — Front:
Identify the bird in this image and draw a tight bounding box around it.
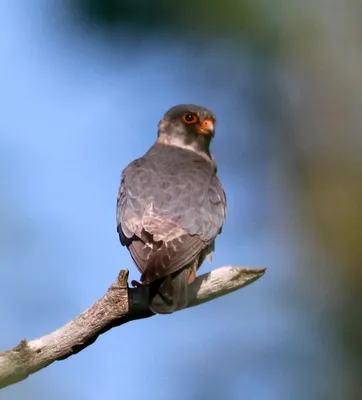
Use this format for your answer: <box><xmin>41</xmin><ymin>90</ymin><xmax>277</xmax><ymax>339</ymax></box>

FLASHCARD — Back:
<box><xmin>116</xmin><ymin>104</ymin><xmax>226</xmax><ymax>314</ymax></box>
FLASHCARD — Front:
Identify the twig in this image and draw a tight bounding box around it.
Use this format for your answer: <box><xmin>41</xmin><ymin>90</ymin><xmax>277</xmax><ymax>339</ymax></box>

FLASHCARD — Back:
<box><xmin>0</xmin><ymin>266</ymin><xmax>265</xmax><ymax>389</ymax></box>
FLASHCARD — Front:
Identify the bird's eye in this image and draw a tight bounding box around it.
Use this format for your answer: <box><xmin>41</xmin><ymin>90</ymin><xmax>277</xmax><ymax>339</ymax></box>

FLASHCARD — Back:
<box><xmin>182</xmin><ymin>113</ymin><xmax>198</xmax><ymax>124</ymax></box>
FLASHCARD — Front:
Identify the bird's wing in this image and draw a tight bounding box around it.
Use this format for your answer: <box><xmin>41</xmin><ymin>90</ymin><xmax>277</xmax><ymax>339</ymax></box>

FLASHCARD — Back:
<box><xmin>117</xmin><ymin>148</ymin><xmax>226</xmax><ymax>283</ymax></box>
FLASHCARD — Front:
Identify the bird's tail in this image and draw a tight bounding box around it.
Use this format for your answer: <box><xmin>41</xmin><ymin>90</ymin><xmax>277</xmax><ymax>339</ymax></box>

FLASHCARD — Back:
<box><xmin>149</xmin><ymin>267</ymin><xmax>190</xmax><ymax>314</ymax></box>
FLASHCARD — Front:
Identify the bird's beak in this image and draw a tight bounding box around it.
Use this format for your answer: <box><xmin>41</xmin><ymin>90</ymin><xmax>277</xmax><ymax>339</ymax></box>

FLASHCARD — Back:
<box><xmin>197</xmin><ymin>119</ymin><xmax>214</xmax><ymax>136</ymax></box>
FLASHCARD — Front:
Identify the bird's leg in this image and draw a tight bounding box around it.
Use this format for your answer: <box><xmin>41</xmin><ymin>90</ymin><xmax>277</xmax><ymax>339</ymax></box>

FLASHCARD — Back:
<box><xmin>188</xmin><ymin>257</ymin><xmax>199</xmax><ymax>284</ymax></box>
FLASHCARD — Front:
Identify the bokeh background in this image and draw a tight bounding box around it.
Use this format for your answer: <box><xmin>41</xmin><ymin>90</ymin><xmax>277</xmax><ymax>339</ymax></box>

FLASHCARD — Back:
<box><xmin>0</xmin><ymin>0</ymin><xmax>361</xmax><ymax>399</ymax></box>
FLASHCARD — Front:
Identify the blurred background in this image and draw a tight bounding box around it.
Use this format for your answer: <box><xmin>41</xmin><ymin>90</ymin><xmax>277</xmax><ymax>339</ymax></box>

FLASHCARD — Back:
<box><xmin>0</xmin><ymin>0</ymin><xmax>361</xmax><ymax>399</ymax></box>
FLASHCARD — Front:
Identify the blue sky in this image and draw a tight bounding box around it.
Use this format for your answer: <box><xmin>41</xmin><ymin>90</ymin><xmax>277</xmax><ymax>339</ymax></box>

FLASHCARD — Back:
<box><xmin>0</xmin><ymin>1</ymin><xmax>341</xmax><ymax>399</ymax></box>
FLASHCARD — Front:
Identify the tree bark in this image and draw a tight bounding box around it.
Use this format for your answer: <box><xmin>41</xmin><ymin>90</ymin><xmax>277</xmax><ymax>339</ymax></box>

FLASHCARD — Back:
<box><xmin>0</xmin><ymin>266</ymin><xmax>265</xmax><ymax>389</ymax></box>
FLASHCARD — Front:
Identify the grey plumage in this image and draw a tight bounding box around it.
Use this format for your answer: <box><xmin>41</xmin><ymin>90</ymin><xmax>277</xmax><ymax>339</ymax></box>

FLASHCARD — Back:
<box><xmin>117</xmin><ymin>104</ymin><xmax>226</xmax><ymax>313</ymax></box>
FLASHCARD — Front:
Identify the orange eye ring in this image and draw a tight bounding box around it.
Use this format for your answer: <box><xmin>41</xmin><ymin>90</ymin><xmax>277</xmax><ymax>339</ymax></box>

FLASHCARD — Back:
<box><xmin>182</xmin><ymin>113</ymin><xmax>198</xmax><ymax>124</ymax></box>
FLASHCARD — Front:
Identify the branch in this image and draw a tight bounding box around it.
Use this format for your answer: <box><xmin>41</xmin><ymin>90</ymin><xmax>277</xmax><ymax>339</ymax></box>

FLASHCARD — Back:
<box><xmin>0</xmin><ymin>266</ymin><xmax>265</xmax><ymax>389</ymax></box>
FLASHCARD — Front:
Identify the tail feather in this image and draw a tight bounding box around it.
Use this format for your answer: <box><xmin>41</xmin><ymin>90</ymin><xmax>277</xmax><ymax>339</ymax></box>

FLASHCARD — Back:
<box><xmin>149</xmin><ymin>268</ymin><xmax>189</xmax><ymax>314</ymax></box>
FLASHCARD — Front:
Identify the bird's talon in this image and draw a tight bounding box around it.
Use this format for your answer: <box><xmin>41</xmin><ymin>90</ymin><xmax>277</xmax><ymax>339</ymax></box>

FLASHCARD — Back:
<box><xmin>131</xmin><ymin>280</ymin><xmax>143</xmax><ymax>288</ymax></box>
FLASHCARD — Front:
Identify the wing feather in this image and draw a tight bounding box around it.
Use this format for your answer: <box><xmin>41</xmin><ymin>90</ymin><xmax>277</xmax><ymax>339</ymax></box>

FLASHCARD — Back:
<box><xmin>116</xmin><ymin>144</ymin><xmax>226</xmax><ymax>283</ymax></box>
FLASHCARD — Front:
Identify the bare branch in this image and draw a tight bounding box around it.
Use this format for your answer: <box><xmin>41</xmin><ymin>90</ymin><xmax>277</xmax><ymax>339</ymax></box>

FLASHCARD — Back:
<box><xmin>0</xmin><ymin>266</ymin><xmax>265</xmax><ymax>389</ymax></box>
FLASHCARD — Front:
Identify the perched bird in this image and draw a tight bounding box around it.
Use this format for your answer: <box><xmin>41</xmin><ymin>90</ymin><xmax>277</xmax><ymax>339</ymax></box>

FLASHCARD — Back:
<box><xmin>117</xmin><ymin>104</ymin><xmax>226</xmax><ymax>314</ymax></box>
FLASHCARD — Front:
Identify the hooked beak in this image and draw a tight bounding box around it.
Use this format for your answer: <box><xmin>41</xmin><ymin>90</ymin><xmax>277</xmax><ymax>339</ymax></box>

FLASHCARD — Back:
<box><xmin>197</xmin><ymin>119</ymin><xmax>214</xmax><ymax>136</ymax></box>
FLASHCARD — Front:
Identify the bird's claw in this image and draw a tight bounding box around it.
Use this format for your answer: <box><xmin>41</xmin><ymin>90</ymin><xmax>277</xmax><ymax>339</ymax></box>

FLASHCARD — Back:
<box><xmin>131</xmin><ymin>280</ymin><xmax>144</xmax><ymax>288</ymax></box>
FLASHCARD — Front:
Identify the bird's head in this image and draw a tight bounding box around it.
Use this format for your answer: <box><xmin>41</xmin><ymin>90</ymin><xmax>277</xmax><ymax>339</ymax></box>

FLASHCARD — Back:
<box><xmin>157</xmin><ymin>104</ymin><xmax>216</xmax><ymax>158</ymax></box>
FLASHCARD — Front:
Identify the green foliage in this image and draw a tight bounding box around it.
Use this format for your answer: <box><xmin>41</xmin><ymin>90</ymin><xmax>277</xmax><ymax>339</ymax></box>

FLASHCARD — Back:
<box><xmin>67</xmin><ymin>0</ymin><xmax>276</xmax><ymax>49</ymax></box>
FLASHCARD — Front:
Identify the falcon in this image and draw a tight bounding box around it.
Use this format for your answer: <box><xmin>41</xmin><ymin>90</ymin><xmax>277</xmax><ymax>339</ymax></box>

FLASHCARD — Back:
<box><xmin>117</xmin><ymin>104</ymin><xmax>226</xmax><ymax>314</ymax></box>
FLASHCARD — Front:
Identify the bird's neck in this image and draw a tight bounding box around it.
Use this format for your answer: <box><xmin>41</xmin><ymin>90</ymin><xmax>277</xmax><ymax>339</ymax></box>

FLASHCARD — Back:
<box><xmin>156</xmin><ymin>134</ymin><xmax>213</xmax><ymax>163</ymax></box>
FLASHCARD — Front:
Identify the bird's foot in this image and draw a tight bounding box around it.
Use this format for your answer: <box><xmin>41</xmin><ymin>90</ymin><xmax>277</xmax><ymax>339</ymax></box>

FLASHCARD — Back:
<box><xmin>131</xmin><ymin>280</ymin><xmax>144</xmax><ymax>288</ymax></box>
